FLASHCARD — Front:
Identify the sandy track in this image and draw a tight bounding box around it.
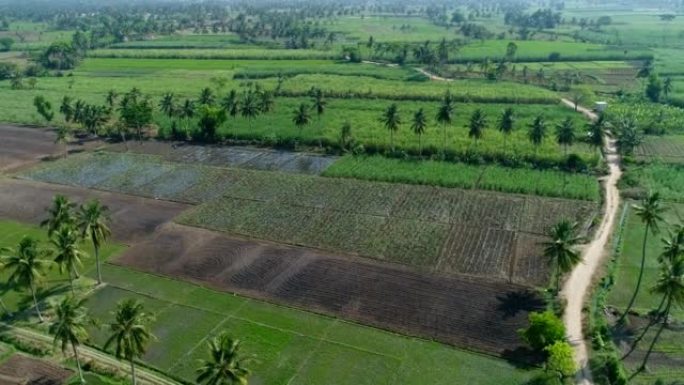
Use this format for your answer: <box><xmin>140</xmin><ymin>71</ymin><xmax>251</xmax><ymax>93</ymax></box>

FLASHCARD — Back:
<box><xmin>559</xmin><ymin>100</ymin><xmax>621</xmax><ymax>385</ymax></box>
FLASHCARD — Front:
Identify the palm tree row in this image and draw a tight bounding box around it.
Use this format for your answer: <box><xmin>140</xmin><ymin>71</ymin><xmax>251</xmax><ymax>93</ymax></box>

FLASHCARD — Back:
<box><xmin>1</xmin><ymin>195</ymin><xmax>110</xmax><ymax>322</ymax></box>
<box><xmin>375</xmin><ymin>94</ymin><xmax>595</xmax><ymax>159</ymax></box>
<box><xmin>1</xmin><ymin>194</ymin><xmax>253</xmax><ymax>384</ymax></box>
<box><xmin>606</xmin><ymin>191</ymin><xmax>684</xmax><ymax>379</ymax></box>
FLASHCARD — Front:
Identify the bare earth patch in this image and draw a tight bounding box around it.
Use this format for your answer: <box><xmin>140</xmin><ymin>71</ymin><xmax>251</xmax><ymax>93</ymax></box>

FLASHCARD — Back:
<box><xmin>113</xmin><ymin>223</ymin><xmax>544</xmax><ymax>356</ymax></box>
<box><xmin>0</xmin><ymin>354</ymin><xmax>72</xmax><ymax>385</ymax></box>
<box><xmin>0</xmin><ymin>179</ymin><xmax>189</xmax><ymax>243</ymax></box>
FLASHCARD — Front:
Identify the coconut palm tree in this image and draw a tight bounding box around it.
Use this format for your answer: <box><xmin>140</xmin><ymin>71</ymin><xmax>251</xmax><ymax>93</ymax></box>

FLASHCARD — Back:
<box><xmin>106</xmin><ymin>90</ymin><xmax>118</xmax><ymax>109</ymax></box>
<box><xmin>618</xmin><ymin>192</ymin><xmax>667</xmax><ymax>325</ymax></box>
<box><xmin>555</xmin><ymin>117</ymin><xmax>575</xmax><ymax>155</ymax></box>
<box><xmin>468</xmin><ymin>109</ymin><xmax>487</xmax><ymax>147</ymax></box>
<box><xmin>257</xmin><ymin>90</ymin><xmax>274</xmax><ymax>114</ymax></box>
<box><xmin>623</xmin><ymin>226</ymin><xmax>684</xmax><ymax>360</ymax></box>
<box><xmin>436</xmin><ymin>91</ymin><xmax>454</xmax><ymax>154</ymax></box>
<box><xmin>528</xmin><ymin>115</ymin><xmax>547</xmax><ymax>157</ymax></box>
<box><xmin>240</xmin><ymin>91</ymin><xmax>259</xmax><ymax>130</ymax></box>
<box><xmin>197</xmin><ymin>332</ymin><xmax>253</xmax><ymax>385</ymax></box>
<box><xmin>104</xmin><ymin>299</ymin><xmax>155</xmax><ymax>385</ymax></box>
<box><xmin>55</xmin><ymin>126</ymin><xmax>70</xmax><ymax>158</ymax></box>
<box><xmin>311</xmin><ymin>88</ymin><xmax>326</xmax><ymax>129</ymax></box>
<box><xmin>51</xmin><ymin>226</ymin><xmax>87</xmax><ymax>295</ymax></box>
<box><xmin>632</xmin><ymin>256</ymin><xmax>684</xmax><ymax>377</ymax></box>
<box><xmin>542</xmin><ymin>220</ymin><xmax>583</xmax><ymax>293</ymax></box>
<box><xmin>663</xmin><ymin>77</ymin><xmax>673</xmax><ymax>98</ymax></box>
<box><xmin>49</xmin><ymin>296</ymin><xmax>88</xmax><ymax>383</ymax></box>
<box><xmin>411</xmin><ymin>108</ymin><xmax>427</xmax><ymax>156</ymax></box>
<box><xmin>159</xmin><ymin>92</ymin><xmax>176</xmax><ymax>118</ymax></box>
<box><xmin>76</xmin><ymin>200</ymin><xmax>110</xmax><ymax>285</ymax></box>
<box><xmin>497</xmin><ymin>108</ymin><xmax>515</xmax><ymax>153</ymax></box>
<box><xmin>199</xmin><ymin>87</ymin><xmax>215</xmax><ymax>106</ymax></box>
<box><xmin>1</xmin><ymin>237</ymin><xmax>51</xmax><ymax>322</ymax></box>
<box><xmin>587</xmin><ymin>115</ymin><xmax>607</xmax><ymax>154</ymax></box>
<box><xmin>292</xmin><ymin>102</ymin><xmax>311</xmax><ymax>141</ymax></box>
<box><xmin>381</xmin><ymin>103</ymin><xmax>401</xmax><ymax>152</ymax></box>
<box><xmin>60</xmin><ymin>96</ymin><xmax>74</xmax><ymax>123</ymax></box>
<box><xmin>221</xmin><ymin>90</ymin><xmax>239</xmax><ymax>118</ymax></box>
<box><xmin>41</xmin><ymin>195</ymin><xmax>75</xmax><ymax>237</ymax></box>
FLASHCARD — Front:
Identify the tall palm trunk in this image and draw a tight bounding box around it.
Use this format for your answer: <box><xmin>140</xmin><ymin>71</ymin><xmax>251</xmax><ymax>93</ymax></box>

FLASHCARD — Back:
<box><xmin>418</xmin><ymin>134</ymin><xmax>422</xmax><ymax>157</ymax></box>
<box><xmin>635</xmin><ymin>298</ymin><xmax>672</xmax><ymax>376</ymax></box>
<box><xmin>390</xmin><ymin>130</ymin><xmax>394</xmax><ymax>152</ymax></box>
<box><xmin>72</xmin><ymin>343</ymin><xmax>85</xmax><ymax>383</ymax></box>
<box><xmin>30</xmin><ymin>281</ymin><xmax>44</xmax><ymax>322</ymax></box>
<box><xmin>94</xmin><ymin>244</ymin><xmax>102</xmax><ymax>285</ymax></box>
<box><xmin>619</xmin><ymin>225</ymin><xmax>650</xmax><ymax>325</ymax></box>
<box><xmin>622</xmin><ymin>294</ymin><xmax>667</xmax><ymax>360</ymax></box>
<box><xmin>130</xmin><ymin>358</ymin><xmax>137</xmax><ymax>385</ymax></box>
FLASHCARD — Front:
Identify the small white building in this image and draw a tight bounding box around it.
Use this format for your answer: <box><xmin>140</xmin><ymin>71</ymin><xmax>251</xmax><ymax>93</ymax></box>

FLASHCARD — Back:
<box><xmin>595</xmin><ymin>101</ymin><xmax>608</xmax><ymax>112</ymax></box>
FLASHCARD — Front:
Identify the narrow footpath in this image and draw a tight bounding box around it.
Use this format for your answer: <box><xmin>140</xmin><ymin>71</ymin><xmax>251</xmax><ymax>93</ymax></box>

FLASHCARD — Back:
<box><xmin>560</xmin><ymin>98</ymin><xmax>622</xmax><ymax>385</ymax></box>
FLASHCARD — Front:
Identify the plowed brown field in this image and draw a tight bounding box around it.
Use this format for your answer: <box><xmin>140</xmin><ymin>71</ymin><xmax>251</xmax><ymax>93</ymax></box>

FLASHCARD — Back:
<box><xmin>114</xmin><ymin>223</ymin><xmax>544</xmax><ymax>356</ymax></box>
<box><xmin>0</xmin><ymin>179</ymin><xmax>188</xmax><ymax>243</ymax></box>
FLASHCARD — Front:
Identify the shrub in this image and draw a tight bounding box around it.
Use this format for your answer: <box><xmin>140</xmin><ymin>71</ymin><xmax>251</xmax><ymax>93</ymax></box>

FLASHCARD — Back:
<box><xmin>544</xmin><ymin>341</ymin><xmax>577</xmax><ymax>378</ymax></box>
<box><xmin>519</xmin><ymin>311</ymin><xmax>566</xmax><ymax>352</ymax></box>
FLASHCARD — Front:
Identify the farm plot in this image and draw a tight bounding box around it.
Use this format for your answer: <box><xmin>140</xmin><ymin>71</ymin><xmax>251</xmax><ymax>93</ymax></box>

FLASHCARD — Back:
<box><xmin>85</xmin><ymin>265</ymin><xmax>544</xmax><ymax>385</ymax></box>
<box><xmin>0</xmin><ymin>125</ymin><xmax>61</xmax><ymax>173</ymax></box>
<box><xmin>324</xmin><ymin>155</ymin><xmax>599</xmax><ymax>201</ymax></box>
<box><xmin>113</xmin><ymin>223</ymin><xmax>544</xmax><ymax>356</ymax></box>
<box><xmin>22</xmin><ymin>152</ymin><xmax>597</xmax><ymax>284</ymax></box>
<box><xmin>0</xmin><ymin>178</ymin><xmax>188</xmax><ymax>243</ymax></box>
<box><xmin>0</xmin><ymin>355</ymin><xmax>73</xmax><ymax>385</ymax></box>
<box><xmin>107</xmin><ymin>141</ymin><xmax>338</xmax><ymax>175</ymax></box>
<box><xmin>634</xmin><ymin>135</ymin><xmax>684</xmax><ymax>163</ymax></box>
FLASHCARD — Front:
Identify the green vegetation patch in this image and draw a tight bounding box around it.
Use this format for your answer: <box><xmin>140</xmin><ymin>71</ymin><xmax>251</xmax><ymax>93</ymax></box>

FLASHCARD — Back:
<box><xmin>620</xmin><ymin>163</ymin><xmax>684</xmax><ymax>203</ymax></box>
<box><xmin>84</xmin><ymin>264</ymin><xmax>543</xmax><ymax>385</ymax></box>
<box><xmin>324</xmin><ymin>155</ymin><xmax>598</xmax><ymax>201</ymax></box>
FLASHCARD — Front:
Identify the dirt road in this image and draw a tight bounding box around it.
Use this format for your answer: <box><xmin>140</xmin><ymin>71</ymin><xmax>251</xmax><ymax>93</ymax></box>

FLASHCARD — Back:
<box><xmin>560</xmin><ymin>99</ymin><xmax>622</xmax><ymax>385</ymax></box>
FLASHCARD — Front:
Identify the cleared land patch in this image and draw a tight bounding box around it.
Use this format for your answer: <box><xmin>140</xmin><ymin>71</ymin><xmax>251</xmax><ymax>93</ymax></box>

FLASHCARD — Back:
<box><xmin>0</xmin><ymin>354</ymin><xmax>72</xmax><ymax>385</ymax></box>
<box><xmin>0</xmin><ymin>178</ymin><xmax>188</xmax><ymax>243</ymax></box>
<box><xmin>22</xmin><ymin>152</ymin><xmax>598</xmax><ymax>284</ymax></box>
<box><xmin>112</xmin><ymin>222</ymin><xmax>543</xmax><ymax>356</ymax></box>
<box><xmin>0</xmin><ymin>125</ymin><xmax>61</xmax><ymax>173</ymax></box>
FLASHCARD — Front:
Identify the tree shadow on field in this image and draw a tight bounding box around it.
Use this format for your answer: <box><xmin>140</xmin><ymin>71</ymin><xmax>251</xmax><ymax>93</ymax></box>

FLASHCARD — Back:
<box><xmin>496</xmin><ymin>290</ymin><xmax>545</xmax><ymax>319</ymax></box>
<box><xmin>501</xmin><ymin>346</ymin><xmax>545</xmax><ymax>369</ymax></box>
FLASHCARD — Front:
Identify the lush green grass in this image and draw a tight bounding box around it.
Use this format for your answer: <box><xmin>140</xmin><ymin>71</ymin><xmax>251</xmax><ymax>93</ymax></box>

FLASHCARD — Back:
<box><xmin>331</xmin><ymin>15</ymin><xmax>453</xmax><ymax>43</ymax></box>
<box><xmin>323</xmin><ymin>155</ymin><xmax>599</xmax><ymax>201</ymax></box>
<box><xmin>85</xmin><ymin>264</ymin><xmax>544</xmax><ymax>385</ymax></box>
<box><xmin>79</xmin><ymin>58</ymin><xmax>417</xmax><ymax>81</ymax></box>
<box><xmin>604</xmin><ymin>102</ymin><xmax>684</xmax><ymax>135</ymax></box>
<box><xmin>1</xmin><ymin>62</ymin><xmax>592</xmax><ymax>165</ymax></box>
<box><xmin>0</xmin><ymin>219</ymin><xmax>543</xmax><ymax>384</ymax></box>
<box><xmin>110</xmin><ymin>33</ymin><xmax>244</xmax><ymax>49</ymax></box>
<box><xmin>89</xmin><ymin>48</ymin><xmax>340</xmax><ymax>60</ymax></box>
<box><xmin>620</xmin><ymin>163</ymin><xmax>684</xmax><ymax>203</ymax></box>
<box><xmin>635</xmin><ymin>135</ymin><xmax>684</xmax><ymax>163</ymax></box>
<box><xmin>0</xmin><ymin>220</ymin><xmax>125</xmax><ymax>316</ymax></box>
<box><xmin>607</xmin><ymin>203</ymin><xmax>684</xmax><ymax>319</ymax></box>
<box><xmin>607</xmin><ymin>202</ymin><xmax>684</xmax><ymax>385</ymax></box>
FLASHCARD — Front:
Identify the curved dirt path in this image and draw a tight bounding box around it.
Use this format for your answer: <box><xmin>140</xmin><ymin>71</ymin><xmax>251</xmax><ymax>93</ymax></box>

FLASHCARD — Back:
<box><xmin>560</xmin><ymin>98</ymin><xmax>621</xmax><ymax>385</ymax></box>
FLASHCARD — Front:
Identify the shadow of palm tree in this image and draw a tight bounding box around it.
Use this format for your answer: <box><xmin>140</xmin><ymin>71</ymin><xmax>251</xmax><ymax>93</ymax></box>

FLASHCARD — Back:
<box><xmin>496</xmin><ymin>290</ymin><xmax>545</xmax><ymax>320</ymax></box>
